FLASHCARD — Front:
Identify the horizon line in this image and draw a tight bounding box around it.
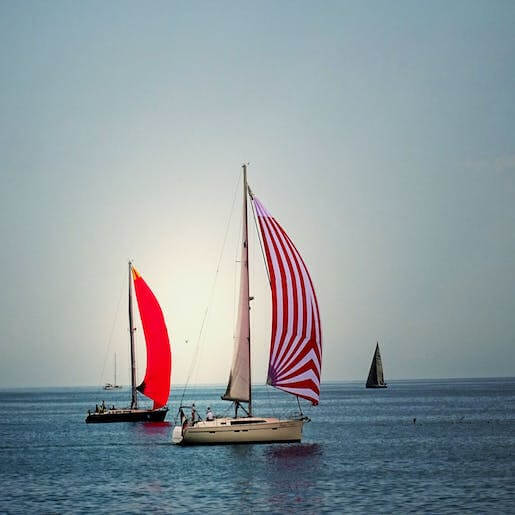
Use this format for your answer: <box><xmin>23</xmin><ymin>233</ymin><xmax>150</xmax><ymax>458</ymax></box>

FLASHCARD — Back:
<box><xmin>1</xmin><ymin>375</ymin><xmax>514</xmax><ymax>390</ymax></box>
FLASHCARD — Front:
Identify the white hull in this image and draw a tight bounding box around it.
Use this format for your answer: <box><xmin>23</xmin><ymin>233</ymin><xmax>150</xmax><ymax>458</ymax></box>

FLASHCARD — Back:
<box><xmin>172</xmin><ymin>417</ymin><xmax>305</xmax><ymax>445</ymax></box>
<box><xmin>103</xmin><ymin>384</ymin><xmax>122</xmax><ymax>390</ymax></box>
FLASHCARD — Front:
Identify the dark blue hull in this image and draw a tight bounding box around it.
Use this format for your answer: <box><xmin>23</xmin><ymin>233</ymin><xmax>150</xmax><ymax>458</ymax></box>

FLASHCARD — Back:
<box><xmin>85</xmin><ymin>407</ymin><xmax>168</xmax><ymax>423</ymax></box>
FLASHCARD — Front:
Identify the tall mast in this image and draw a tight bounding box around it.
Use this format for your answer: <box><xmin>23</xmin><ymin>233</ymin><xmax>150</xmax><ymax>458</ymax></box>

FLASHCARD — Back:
<box><xmin>114</xmin><ymin>353</ymin><xmax>117</xmax><ymax>387</ymax></box>
<box><xmin>128</xmin><ymin>261</ymin><xmax>138</xmax><ymax>409</ymax></box>
<box><xmin>243</xmin><ymin>163</ymin><xmax>252</xmax><ymax>416</ymax></box>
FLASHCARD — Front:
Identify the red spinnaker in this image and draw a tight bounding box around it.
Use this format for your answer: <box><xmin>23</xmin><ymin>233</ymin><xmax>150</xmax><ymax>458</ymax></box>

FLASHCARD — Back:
<box><xmin>132</xmin><ymin>268</ymin><xmax>171</xmax><ymax>409</ymax></box>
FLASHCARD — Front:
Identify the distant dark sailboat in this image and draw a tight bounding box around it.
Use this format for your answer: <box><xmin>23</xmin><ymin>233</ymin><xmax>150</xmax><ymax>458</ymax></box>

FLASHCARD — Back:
<box><xmin>86</xmin><ymin>262</ymin><xmax>171</xmax><ymax>423</ymax></box>
<box><xmin>366</xmin><ymin>342</ymin><xmax>387</xmax><ymax>388</ymax></box>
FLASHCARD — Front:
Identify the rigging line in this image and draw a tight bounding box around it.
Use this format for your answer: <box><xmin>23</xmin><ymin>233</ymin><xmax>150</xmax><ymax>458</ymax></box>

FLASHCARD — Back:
<box><xmin>249</xmin><ymin>191</ymin><xmax>271</xmax><ymax>284</ymax></box>
<box><xmin>232</xmin><ymin>214</ymin><xmax>243</xmax><ymax>335</ymax></box>
<box><xmin>296</xmin><ymin>395</ymin><xmax>303</xmax><ymax>417</ymax></box>
<box><xmin>129</xmin><ymin>328</ymin><xmax>140</xmax><ymax>404</ymax></box>
<box><xmin>99</xmin><ymin>271</ymin><xmax>125</xmax><ymax>387</ymax></box>
<box><xmin>179</xmin><ymin>171</ymin><xmax>242</xmax><ymax>406</ymax></box>
<box><xmin>265</xmin><ymin>384</ymin><xmax>275</xmax><ymax>417</ymax></box>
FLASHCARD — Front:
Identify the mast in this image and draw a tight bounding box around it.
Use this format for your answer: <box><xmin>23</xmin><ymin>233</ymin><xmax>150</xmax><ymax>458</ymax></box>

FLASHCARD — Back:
<box><xmin>221</xmin><ymin>165</ymin><xmax>253</xmax><ymax>414</ymax></box>
<box><xmin>128</xmin><ymin>261</ymin><xmax>138</xmax><ymax>408</ymax></box>
<box><xmin>243</xmin><ymin>163</ymin><xmax>252</xmax><ymax>417</ymax></box>
<box><xmin>114</xmin><ymin>353</ymin><xmax>117</xmax><ymax>387</ymax></box>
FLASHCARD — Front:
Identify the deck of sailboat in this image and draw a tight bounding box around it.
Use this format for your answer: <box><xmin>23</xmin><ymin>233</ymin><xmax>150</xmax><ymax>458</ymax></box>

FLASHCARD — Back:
<box><xmin>175</xmin><ymin>416</ymin><xmax>305</xmax><ymax>445</ymax></box>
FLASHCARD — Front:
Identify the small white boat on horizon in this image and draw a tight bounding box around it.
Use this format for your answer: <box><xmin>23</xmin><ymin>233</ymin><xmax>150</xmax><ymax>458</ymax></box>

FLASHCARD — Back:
<box><xmin>103</xmin><ymin>354</ymin><xmax>122</xmax><ymax>390</ymax></box>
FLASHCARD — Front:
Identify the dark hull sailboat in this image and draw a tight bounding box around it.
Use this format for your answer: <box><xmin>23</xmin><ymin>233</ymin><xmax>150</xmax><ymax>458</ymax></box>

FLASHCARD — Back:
<box><xmin>366</xmin><ymin>342</ymin><xmax>387</xmax><ymax>388</ymax></box>
<box><xmin>86</xmin><ymin>262</ymin><xmax>172</xmax><ymax>423</ymax></box>
<box><xmin>86</xmin><ymin>407</ymin><xmax>168</xmax><ymax>423</ymax></box>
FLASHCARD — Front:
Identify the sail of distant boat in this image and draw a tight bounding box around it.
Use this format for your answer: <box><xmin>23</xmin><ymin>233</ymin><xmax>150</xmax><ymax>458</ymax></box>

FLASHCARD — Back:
<box><xmin>366</xmin><ymin>342</ymin><xmax>387</xmax><ymax>388</ymax></box>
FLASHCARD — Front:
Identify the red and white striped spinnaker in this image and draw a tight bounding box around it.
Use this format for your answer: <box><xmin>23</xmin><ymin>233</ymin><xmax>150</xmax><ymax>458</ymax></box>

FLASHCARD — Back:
<box><xmin>253</xmin><ymin>196</ymin><xmax>322</xmax><ymax>405</ymax></box>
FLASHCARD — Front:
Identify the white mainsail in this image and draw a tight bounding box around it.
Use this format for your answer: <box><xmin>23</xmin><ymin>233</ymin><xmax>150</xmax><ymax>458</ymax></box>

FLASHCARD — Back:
<box><xmin>222</xmin><ymin>177</ymin><xmax>251</xmax><ymax>402</ymax></box>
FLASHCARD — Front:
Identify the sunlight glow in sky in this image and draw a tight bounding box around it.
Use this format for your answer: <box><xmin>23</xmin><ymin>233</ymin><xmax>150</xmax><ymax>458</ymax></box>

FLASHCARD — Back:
<box><xmin>1</xmin><ymin>1</ymin><xmax>514</xmax><ymax>387</ymax></box>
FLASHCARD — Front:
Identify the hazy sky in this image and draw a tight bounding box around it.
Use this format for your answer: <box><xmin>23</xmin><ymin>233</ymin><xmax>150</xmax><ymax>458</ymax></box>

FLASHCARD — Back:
<box><xmin>1</xmin><ymin>1</ymin><xmax>514</xmax><ymax>388</ymax></box>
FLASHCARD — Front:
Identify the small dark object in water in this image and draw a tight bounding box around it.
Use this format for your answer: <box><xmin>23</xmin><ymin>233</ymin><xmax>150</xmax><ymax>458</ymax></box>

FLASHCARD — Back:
<box><xmin>413</xmin><ymin>418</ymin><xmax>417</xmax><ymax>424</ymax></box>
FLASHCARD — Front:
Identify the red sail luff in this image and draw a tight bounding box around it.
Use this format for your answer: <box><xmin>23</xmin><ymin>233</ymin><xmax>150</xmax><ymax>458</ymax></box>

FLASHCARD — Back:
<box><xmin>132</xmin><ymin>267</ymin><xmax>171</xmax><ymax>409</ymax></box>
<box><xmin>253</xmin><ymin>196</ymin><xmax>322</xmax><ymax>405</ymax></box>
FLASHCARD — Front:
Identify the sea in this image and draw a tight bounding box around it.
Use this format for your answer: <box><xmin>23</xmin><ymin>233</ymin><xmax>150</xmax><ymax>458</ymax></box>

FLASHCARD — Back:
<box><xmin>0</xmin><ymin>378</ymin><xmax>514</xmax><ymax>514</ymax></box>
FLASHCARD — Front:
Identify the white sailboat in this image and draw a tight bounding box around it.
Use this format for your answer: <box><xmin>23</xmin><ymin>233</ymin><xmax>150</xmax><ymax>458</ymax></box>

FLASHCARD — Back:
<box><xmin>173</xmin><ymin>164</ymin><xmax>322</xmax><ymax>445</ymax></box>
<box><xmin>103</xmin><ymin>353</ymin><xmax>122</xmax><ymax>390</ymax></box>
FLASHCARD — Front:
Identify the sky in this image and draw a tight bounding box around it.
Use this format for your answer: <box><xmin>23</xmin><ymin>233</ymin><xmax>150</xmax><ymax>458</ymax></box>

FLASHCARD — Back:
<box><xmin>1</xmin><ymin>1</ymin><xmax>514</xmax><ymax>388</ymax></box>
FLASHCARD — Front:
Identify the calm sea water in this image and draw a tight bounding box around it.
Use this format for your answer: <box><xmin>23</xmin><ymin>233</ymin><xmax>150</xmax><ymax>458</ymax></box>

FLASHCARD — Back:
<box><xmin>0</xmin><ymin>378</ymin><xmax>514</xmax><ymax>513</ymax></box>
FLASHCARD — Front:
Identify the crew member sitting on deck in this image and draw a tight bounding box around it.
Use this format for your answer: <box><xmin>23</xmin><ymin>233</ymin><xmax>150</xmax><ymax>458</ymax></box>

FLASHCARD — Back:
<box><xmin>206</xmin><ymin>407</ymin><xmax>214</xmax><ymax>421</ymax></box>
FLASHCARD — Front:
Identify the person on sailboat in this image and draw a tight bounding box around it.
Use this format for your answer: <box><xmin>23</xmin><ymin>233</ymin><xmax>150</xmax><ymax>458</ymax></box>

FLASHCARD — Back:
<box><xmin>191</xmin><ymin>404</ymin><xmax>197</xmax><ymax>425</ymax></box>
<box><xmin>179</xmin><ymin>408</ymin><xmax>189</xmax><ymax>435</ymax></box>
<box><xmin>206</xmin><ymin>407</ymin><xmax>214</xmax><ymax>421</ymax></box>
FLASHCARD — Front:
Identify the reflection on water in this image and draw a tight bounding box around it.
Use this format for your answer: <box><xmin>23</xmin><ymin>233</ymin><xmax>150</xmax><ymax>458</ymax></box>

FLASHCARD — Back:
<box><xmin>264</xmin><ymin>443</ymin><xmax>324</xmax><ymax>512</ymax></box>
<box><xmin>228</xmin><ymin>443</ymin><xmax>257</xmax><ymax>459</ymax></box>
<box><xmin>264</xmin><ymin>442</ymin><xmax>323</xmax><ymax>460</ymax></box>
<box><xmin>137</xmin><ymin>421</ymin><xmax>171</xmax><ymax>434</ymax></box>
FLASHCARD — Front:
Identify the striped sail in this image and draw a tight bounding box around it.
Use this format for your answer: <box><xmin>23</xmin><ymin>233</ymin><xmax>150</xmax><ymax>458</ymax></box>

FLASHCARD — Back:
<box><xmin>253</xmin><ymin>196</ymin><xmax>322</xmax><ymax>405</ymax></box>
